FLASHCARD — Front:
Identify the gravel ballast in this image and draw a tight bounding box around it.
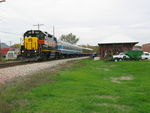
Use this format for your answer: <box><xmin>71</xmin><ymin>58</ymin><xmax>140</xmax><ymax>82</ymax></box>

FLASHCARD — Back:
<box><xmin>0</xmin><ymin>57</ymin><xmax>88</xmax><ymax>84</ymax></box>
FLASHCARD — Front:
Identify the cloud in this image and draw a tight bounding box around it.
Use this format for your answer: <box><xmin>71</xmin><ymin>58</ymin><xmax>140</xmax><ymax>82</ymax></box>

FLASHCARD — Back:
<box><xmin>100</xmin><ymin>34</ymin><xmax>136</xmax><ymax>44</ymax></box>
<box><xmin>0</xmin><ymin>0</ymin><xmax>150</xmax><ymax>46</ymax></box>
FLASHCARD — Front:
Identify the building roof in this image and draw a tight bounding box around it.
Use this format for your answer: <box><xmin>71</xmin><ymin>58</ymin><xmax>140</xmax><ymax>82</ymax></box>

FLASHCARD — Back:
<box><xmin>98</xmin><ymin>35</ymin><xmax>139</xmax><ymax>45</ymax></box>
<box><xmin>0</xmin><ymin>43</ymin><xmax>9</xmax><ymax>48</ymax></box>
<box><xmin>98</xmin><ymin>42</ymin><xmax>139</xmax><ymax>45</ymax></box>
<box><xmin>142</xmin><ymin>43</ymin><xmax>150</xmax><ymax>46</ymax></box>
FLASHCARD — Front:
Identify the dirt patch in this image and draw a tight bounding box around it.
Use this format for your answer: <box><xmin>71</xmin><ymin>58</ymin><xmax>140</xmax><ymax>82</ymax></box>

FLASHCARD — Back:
<box><xmin>96</xmin><ymin>68</ymin><xmax>111</xmax><ymax>71</ymax></box>
<box><xmin>111</xmin><ymin>76</ymin><xmax>134</xmax><ymax>84</ymax></box>
<box><xmin>97</xmin><ymin>103</ymin><xmax>130</xmax><ymax>111</ymax></box>
<box><xmin>13</xmin><ymin>99</ymin><xmax>30</xmax><ymax>108</ymax></box>
<box><xmin>95</xmin><ymin>95</ymin><xmax>119</xmax><ymax>100</ymax></box>
<box><xmin>0</xmin><ymin>100</ymin><xmax>12</xmax><ymax>113</ymax></box>
<box><xmin>110</xmin><ymin>65</ymin><xmax>117</xmax><ymax>67</ymax></box>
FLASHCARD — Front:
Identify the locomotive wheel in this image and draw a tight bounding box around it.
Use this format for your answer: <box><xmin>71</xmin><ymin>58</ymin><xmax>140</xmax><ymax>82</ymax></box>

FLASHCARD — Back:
<box><xmin>55</xmin><ymin>52</ymin><xmax>59</xmax><ymax>59</ymax></box>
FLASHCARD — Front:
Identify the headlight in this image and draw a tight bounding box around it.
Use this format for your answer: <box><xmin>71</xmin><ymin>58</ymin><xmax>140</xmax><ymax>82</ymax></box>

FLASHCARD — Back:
<box><xmin>35</xmin><ymin>50</ymin><xmax>37</xmax><ymax>53</ymax></box>
<box><xmin>22</xmin><ymin>50</ymin><xmax>24</xmax><ymax>53</ymax></box>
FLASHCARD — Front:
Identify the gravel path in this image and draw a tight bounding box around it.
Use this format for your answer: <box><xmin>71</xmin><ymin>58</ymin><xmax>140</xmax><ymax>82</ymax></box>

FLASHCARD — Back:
<box><xmin>0</xmin><ymin>57</ymin><xmax>88</xmax><ymax>84</ymax></box>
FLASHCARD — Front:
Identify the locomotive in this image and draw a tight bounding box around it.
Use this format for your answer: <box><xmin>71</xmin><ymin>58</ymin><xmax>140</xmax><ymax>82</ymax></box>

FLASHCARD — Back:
<box><xmin>18</xmin><ymin>30</ymin><xmax>93</xmax><ymax>61</ymax></box>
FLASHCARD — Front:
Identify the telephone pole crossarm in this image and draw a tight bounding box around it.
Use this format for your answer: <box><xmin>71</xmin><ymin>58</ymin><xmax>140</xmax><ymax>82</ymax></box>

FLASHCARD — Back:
<box><xmin>33</xmin><ymin>24</ymin><xmax>44</xmax><ymax>30</ymax></box>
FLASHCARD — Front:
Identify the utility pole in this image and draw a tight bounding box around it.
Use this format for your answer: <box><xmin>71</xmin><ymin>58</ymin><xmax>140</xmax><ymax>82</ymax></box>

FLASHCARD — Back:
<box><xmin>9</xmin><ymin>41</ymin><xmax>12</xmax><ymax>47</ymax></box>
<box><xmin>33</xmin><ymin>24</ymin><xmax>44</xmax><ymax>30</ymax></box>
<box><xmin>20</xmin><ymin>38</ymin><xmax>22</xmax><ymax>45</ymax></box>
<box><xmin>53</xmin><ymin>26</ymin><xmax>55</xmax><ymax>37</ymax></box>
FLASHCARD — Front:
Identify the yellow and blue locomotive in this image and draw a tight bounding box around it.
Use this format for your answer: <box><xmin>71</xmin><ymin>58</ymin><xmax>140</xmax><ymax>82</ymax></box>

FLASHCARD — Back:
<box><xmin>18</xmin><ymin>30</ymin><xmax>94</xmax><ymax>61</ymax></box>
<box><xmin>19</xmin><ymin>30</ymin><xmax>58</xmax><ymax>61</ymax></box>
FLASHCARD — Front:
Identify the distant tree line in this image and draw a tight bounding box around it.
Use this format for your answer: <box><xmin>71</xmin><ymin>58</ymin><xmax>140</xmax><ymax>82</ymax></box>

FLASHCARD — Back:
<box><xmin>11</xmin><ymin>44</ymin><xmax>21</xmax><ymax>48</ymax></box>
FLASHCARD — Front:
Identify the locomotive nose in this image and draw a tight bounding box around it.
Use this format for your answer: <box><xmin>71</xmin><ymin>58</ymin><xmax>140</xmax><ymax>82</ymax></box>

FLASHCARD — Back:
<box><xmin>24</xmin><ymin>37</ymin><xmax>38</xmax><ymax>50</ymax></box>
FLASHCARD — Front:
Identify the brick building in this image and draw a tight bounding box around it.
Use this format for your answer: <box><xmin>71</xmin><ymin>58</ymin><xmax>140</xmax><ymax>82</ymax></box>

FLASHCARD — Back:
<box><xmin>98</xmin><ymin>42</ymin><xmax>138</xmax><ymax>58</ymax></box>
<box><xmin>142</xmin><ymin>43</ymin><xmax>150</xmax><ymax>52</ymax></box>
<box><xmin>0</xmin><ymin>43</ymin><xmax>10</xmax><ymax>58</ymax></box>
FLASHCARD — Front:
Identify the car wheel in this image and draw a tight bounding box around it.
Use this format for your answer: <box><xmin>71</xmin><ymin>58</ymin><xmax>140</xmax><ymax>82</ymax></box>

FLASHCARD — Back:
<box><xmin>114</xmin><ymin>58</ymin><xmax>118</xmax><ymax>62</ymax></box>
<box><xmin>119</xmin><ymin>58</ymin><xmax>122</xmax><ymax>61</ymax></box>
<box><xmin>123</xmin><ymin>56</ymin><xmax>126</xmax><ymax>60</ymax></box>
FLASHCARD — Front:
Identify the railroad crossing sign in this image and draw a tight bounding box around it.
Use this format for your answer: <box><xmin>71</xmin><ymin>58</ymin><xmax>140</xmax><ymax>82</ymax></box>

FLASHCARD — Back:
<box><xmin>0</xmin><ymin>0</ymin><xmax>5</xmax><ymax>2</ymax></box>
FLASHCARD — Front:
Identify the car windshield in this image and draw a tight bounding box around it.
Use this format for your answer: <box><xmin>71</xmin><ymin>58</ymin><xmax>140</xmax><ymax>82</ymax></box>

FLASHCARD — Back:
<box><xmin>145</xmin><ymin>53</ymin><xmax>149</xmax><ymax>55</ymax></box>
<box><xmin>120</xmin><ymin>53</ymin><xmax>124</xmax><ymax>55</ymax></box>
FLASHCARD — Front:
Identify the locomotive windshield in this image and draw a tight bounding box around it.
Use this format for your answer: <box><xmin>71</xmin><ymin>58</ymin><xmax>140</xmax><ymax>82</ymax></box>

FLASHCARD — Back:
<box><xmin>24</xmin><ymin>30</ymin><xmax>46</xmax><ymax>40</ymax></box>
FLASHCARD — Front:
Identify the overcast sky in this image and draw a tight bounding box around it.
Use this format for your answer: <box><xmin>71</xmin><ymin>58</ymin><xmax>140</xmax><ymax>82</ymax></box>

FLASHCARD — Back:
<box><xmin>0</xmin><ymin>0</ymin><xmax>150</xmax><ymax>46</ymax></box>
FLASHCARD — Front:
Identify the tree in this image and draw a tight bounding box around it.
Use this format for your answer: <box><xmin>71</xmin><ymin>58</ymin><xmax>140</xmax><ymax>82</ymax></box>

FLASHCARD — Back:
<box><xmin>11</xmin><ymin>43</ymin><xmax>21</xmax><ymax>48</ymax></box>
<box><xmin>135</xmin><ymin>45</ymin><xmax>142</xmax><ymax>49</ymax></box>
<box><xmin>60</xmin><ymin>33</ymin><xmax>79</xmax><ymax>44</ymax></box>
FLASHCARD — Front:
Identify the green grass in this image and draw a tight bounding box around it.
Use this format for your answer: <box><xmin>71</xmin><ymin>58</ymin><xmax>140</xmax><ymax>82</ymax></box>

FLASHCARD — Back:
<box><xmin>0</xmin><ymin>60</ymin><xmax>150</xmax><ymax>113</ymax></box>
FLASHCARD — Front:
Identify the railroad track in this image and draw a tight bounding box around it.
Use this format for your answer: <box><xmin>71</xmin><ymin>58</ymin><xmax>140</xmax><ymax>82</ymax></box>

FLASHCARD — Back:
<box><xmin>0</xmin><ymin>57</ymin><xmax>89</xmax><ymax>69</ymax></box>
<box><xmin>0</xmin><ymin>61</ymin><xmax>34</xmax><ymax>69</ymax></box>
<box><xmin>0</xmin><ymin>59</ymin><xmax>56</xmax><ymax>69</ymax></box>
<box><xmin>0</xmin><ymin>57</ymin><xmax>89</xmax><ymax>84</ymax></box>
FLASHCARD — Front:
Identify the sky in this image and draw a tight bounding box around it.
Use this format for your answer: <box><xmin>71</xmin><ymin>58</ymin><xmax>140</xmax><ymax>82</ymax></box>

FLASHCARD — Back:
<box><xmin>0</xmin><ymin>0</ymin><xmax>150</xmax><ymax>46</ymax></box>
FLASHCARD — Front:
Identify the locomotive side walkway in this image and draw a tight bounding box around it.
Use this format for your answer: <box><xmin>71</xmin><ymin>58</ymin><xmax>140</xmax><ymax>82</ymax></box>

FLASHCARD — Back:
<box><xmin>0</xmin><ymin>57</ymin><xmax>89</xmax><ymax>84</ymax></box>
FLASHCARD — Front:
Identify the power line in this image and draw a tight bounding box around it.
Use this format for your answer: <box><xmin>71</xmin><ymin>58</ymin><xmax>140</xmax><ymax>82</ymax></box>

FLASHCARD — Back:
<box><xmin>0</xmin><ymin>30</ymin><xmax>20</xmax><ymax>35</ymax></box>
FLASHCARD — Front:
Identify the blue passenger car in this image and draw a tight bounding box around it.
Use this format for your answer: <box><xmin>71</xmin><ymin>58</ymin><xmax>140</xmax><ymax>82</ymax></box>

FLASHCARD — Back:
<box><xmin>57</xmin><ymin>41</ymin><xmax>82</xmax><ymax>57</ymax></box>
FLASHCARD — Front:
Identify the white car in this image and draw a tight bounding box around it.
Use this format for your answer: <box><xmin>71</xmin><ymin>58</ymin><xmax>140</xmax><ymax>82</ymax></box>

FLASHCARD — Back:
<box><xmin>141</xmin><ymin>52</ymin><xmax>150</xmax><ymax>60</ymax></box>
<box><xmin>113</xmin><ymin>53</ymin><xmax>129</xmax><ymax>61</ymax></box>
<box><xmin>5</xmin><ymin>49</ymin><xmax>20</xmax><ymax>60</ymax></box>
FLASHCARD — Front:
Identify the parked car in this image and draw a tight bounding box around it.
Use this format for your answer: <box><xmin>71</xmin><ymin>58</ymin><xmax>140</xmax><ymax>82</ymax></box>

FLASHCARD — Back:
<box><xmin>113</xmin><ymin>52</ymin><xmax>129</xmax><ymax>61</ymax></box>
<box><xmin>141</xmin><ymin>52</ymin><xmax>150</xmax><ymax>60</ymax></box>
<box><xmin>112</xmin><ymin>50</ymin><xmax>143</xmax><ymax>61</ymax></box>
<box><xmin>5</xmin><ymin>48</ymin><xmax>20</xmax><ymax>60</ymax></box>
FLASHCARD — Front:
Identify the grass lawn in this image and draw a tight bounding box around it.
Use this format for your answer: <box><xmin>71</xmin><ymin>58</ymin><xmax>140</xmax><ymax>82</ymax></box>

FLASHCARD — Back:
<box><xmin>0</xmin><ymin>59</ymin><xmax>150</xmax><ymax>113</ymax></box>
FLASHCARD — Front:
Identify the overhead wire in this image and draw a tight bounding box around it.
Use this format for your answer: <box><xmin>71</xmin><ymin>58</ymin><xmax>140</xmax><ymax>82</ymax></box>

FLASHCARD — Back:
<box><xmin>0</xmin><ymin>5</ymin><xmax>34</xmax><ymax>27</ymax></box>
<box><xmin>0</xmin><ymin>30</ymin><xmax>21</xmax><ymax>35</ymax></box>
<box><xmin>0</xmin><ymin>1</ymin><xmax>48</xmax><ymax>38</ymax></box>
<box><xmin>0</xmin><ymin>3</ymin><xmax>25</xmax><ymax>44</ymax></box>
